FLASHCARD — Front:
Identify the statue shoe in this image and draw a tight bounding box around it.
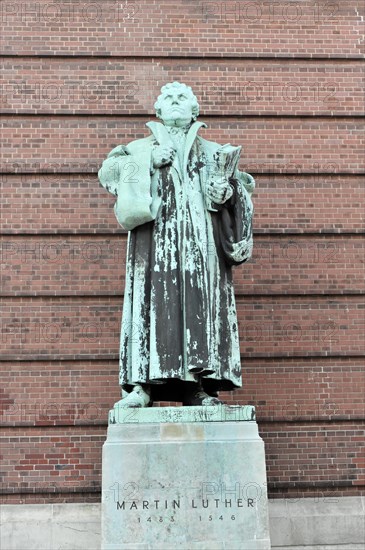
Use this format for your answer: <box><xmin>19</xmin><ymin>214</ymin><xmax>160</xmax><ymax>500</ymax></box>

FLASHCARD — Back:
<box><xmin>114</xmin><ymin>385</ymin><xmax>152</xmax><ymax>408</ymax></box>
<box><xmin>183</xmin><ymin>390</ymin><xmax>222</xmax><ymax>407</ymax></box>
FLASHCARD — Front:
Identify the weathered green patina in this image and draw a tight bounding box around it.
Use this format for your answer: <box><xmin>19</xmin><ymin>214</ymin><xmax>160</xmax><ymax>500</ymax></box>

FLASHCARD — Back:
<box><xmin>98</xmin><ymin>82</ymin><xmax>255</xmax><ymax>406</ymax></box>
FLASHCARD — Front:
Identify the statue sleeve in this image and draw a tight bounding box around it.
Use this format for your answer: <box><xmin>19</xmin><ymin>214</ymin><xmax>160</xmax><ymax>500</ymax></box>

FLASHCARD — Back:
<box><xmin>98</xmin><ymin>144</ymin><xmax>160</xmax><ymax>231</ymax></box>
<box><xmin>215</xmin><ymin>171</ymin><xmax>255</xmax><ymax>266</ymax></box>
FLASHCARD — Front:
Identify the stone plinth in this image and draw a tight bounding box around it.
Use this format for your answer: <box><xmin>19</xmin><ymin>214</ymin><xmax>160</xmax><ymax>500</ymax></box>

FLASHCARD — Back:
<box><xmin>102</xmin><ymin>405</ymin><xmax>271</xmax><ymax>550</ymax></box>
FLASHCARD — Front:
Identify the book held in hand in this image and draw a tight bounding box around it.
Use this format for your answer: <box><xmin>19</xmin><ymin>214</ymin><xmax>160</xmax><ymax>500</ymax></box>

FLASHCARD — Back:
<box><xmin>213</xmin><ymin>144</ymin><xmax>242</xmax><ymax>179</ymax></box>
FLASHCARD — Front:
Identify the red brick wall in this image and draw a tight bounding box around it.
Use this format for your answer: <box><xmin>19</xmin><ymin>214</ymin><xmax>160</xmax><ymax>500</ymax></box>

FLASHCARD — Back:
<box><xmin>1</xmin><ymin>0</ymin><xmax>364</xmax><ymax>503</ymax></box>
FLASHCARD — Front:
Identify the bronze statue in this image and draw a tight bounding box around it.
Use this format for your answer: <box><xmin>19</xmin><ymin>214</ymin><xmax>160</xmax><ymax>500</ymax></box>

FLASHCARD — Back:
<box><xmin>99</xmin><ymin>82</ymin><xmax>255</xmax><ymax>407</ymax></box>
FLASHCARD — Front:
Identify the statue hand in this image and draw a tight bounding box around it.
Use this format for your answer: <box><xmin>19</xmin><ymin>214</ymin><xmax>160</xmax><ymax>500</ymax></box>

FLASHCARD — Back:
<box><xmin>152</xmin><ymin>145</ymin><xmax>176</xmax><ymax>168</ymax></box>
<box><xmin>206</xmin><ymin>180</ymin><xmax>233</xmax><ymax>205</ymax></box>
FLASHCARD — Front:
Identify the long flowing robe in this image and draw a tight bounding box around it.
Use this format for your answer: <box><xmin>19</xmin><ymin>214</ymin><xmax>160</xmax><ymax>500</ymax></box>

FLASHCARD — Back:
<box><xmin>98</xmin><ymin>121</ymin><xmax>254</xmax><ymax>402</ymax></box>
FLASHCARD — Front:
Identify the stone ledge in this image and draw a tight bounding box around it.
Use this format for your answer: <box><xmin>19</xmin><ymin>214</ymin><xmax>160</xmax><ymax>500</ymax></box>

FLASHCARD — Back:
<box><xmin>109</xmin><ymin>404</ymin><xmax>255</xmax><ymax>425</ymax></box>
<box><xmin>274</xmin><ymin>547</ymin><xmax>364</xmax><ymax>550</ymax></box>
<box><xmin>269</xmin><ymin>496</ymin><xmax>365</xmax><ymax>548</ymax></box>
<box><xmin>1</xmin><ymin>498</ymin><xmax>364</xmax><ymax>550</ymax></box>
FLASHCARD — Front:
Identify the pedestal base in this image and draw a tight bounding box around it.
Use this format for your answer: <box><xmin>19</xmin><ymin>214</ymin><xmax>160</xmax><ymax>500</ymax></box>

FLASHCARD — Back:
<box><xmin>102</xmin><ymin>406</ymin><xmax>271</xmax><ymax>549</ymax></box>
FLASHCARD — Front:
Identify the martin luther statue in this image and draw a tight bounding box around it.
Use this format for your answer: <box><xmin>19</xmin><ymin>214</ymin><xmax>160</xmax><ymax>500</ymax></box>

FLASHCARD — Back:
<box><xmin>98</xmin><ymin>82</ymin><xmax>255</xmax><ymax>408</ymax></box>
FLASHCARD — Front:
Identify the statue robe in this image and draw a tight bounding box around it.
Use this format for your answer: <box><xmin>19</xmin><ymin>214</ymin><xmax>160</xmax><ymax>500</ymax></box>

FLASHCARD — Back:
<box><xmin>98</xmin><ymin>121</ymin><xmax>254</xmax><ymax>401</ymax></box>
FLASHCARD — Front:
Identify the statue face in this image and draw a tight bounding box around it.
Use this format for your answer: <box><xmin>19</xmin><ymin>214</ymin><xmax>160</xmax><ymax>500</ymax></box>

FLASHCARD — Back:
<box><xmin>158</xmin><ymin>88</ymin><xmax>194</xmax><ymax>127</ymax></box>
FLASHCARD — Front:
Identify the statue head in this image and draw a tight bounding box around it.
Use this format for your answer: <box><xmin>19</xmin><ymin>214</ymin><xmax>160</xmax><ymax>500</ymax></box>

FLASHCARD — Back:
<box><xmin>154</xmin><ymin>82</ymin><xmax>200</xmax><ymax>127</ymax></box>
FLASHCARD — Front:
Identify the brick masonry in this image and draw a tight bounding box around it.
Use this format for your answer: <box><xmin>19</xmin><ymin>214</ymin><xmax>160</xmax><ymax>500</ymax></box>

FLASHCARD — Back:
<box><xmin>0</xmin><ymin>0</ymin><xmax>364</xmax><ymax>504</ymax></box>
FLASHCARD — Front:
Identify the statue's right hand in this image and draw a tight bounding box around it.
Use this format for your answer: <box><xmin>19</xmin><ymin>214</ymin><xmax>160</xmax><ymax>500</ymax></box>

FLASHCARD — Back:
<box><xmin>152</xmin><ymin>145</ymin><xmax>176</xmax><ymax>168</ymax></box>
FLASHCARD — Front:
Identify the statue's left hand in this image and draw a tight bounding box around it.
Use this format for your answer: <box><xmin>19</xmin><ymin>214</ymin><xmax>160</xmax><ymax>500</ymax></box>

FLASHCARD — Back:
<box><xmin>206</xmin><ymin>180</ymin><xmax>233</xmax><ymax>205</ymax></box>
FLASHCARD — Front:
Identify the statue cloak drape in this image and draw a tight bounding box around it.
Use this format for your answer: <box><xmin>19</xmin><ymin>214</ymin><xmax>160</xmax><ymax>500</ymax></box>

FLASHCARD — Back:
<box><xmin>98</xmin><ymin>121</ymin><xmax>254</xmax><ymax>401</ymax></box>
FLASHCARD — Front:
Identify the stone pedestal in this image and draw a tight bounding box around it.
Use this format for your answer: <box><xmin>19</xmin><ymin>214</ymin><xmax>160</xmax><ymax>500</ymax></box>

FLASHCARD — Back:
<box><xmin>102</xmin><ymin>405</ymin><xmax>271</xmax><ymax>550</ymax></box>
